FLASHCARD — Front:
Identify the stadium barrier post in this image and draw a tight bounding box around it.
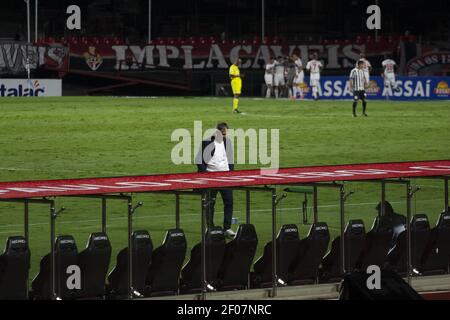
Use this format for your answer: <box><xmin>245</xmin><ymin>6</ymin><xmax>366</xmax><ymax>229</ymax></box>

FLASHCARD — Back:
<box><xmin>200</xmin><ymin>191</ymin><xmax>208</xmax><ymax>300</ymax></box>
<box><xmin>313</xmin><ymin>186</ymin><xmax>318</xmax><ymax>223</ymax></box>
<box><xmin>101</xmin><ymin>198</ymin><xmax>107</xmax><ymax>233</ymax></box>
<box><xmin>175</xmin><ymin>193</ymin><xmax>180</xmax><ymax>229</ymax></box>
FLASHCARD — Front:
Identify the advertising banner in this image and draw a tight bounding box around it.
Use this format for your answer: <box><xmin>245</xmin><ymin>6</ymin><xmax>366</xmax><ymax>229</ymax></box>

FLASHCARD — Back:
<box><xmin>0</xmin><ymin>79</ymin><xmax>62</xmax><ymax>97</ymax></box>
<box><xmin>298</xmin><ymin>76</ymin><xmax>450</xmax><ymax>100</ymax></box>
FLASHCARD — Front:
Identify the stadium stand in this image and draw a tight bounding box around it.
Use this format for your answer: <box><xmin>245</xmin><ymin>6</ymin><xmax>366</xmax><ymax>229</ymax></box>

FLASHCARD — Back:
<box><xmin>0</xmin><ymin>236</ymin><xmax>30</xmax><ymax>300</ymax></box>
<box><xmin>252</xmin><ymin>224</ymin><xmax>300</xmax><ymax>288</ymax></box>
<box><xmin>77</xmin><ymin>232</ymin><xmax>111</xmax><ymax>299</ymax></box>
<box><xmin>420</xmin><ymin>211</ymin><xmax>450</xmax><ymax>275</ymax></box>
<box><xmin>288</xmin><ymin>222</ymin><xmax>330</xmax><ymax>285</ymax></box>
<box><xmin>217</xmin><ymin>224</ymin><xmax>258</xmax><ymax>291</ymax></box>
<box><xmin>145</xmin><ymin>229</ymin><xmax>187</xmax><ymax>297</ymax></box>
<box><xmin>180</xmin><ymin>226</ymin><xmax>225</xmax><ymax>293</ymax></box>
<box><xmin>32</xmin><ymin>235</ymin><xmax>79</xmax><ymax>300</ymax></box>
<box><xmin>107</xmin><ymin>230</ymin><xmax>153</xmax><ymax>298</ymax></box>
<box><xmin>319</xmin><ymin>220</ymin><xmax>366</xmax><ymax>283</ymax></box>
<box><xmin>387</xmin><ymin>214</ymin><xmax>431</xmax><ymax>275</ymax></box>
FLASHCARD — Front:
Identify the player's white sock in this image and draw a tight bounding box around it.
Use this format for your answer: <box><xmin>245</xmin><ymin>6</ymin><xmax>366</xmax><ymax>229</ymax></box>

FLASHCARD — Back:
<box><xmin>312</xmin><ymin>87</ymin><xmax>317</xmax><ymax>99</ymax></box>
<box><xmin>266</xmin><ymin>87</ymin><xmax>271</xmax><ymax>98</ymax></box>
<box><xmin>293</xmin><ymin>87</ymin><xmax>298</xmax><ymax>99</ymax></box>
<box><xmin>288</xmin><ymin>88</ymin><xmax>293</xmax><ymax>98</ymax></box>
<box><xmin>299</xmin><ymin>87</ymin><xmax>304</xmax><ymax>99</ymax></box>
<box><xmin>274</xmin><ymin>88</ymin><xmax>279</xmax><ymax>99</ymax></box>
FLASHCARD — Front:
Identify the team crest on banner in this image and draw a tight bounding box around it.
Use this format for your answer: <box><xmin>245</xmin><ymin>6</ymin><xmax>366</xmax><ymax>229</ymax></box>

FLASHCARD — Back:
<box><xmin>434</xmin><ymin>81</ymin><xmax>450</xmax><ymax>97</ymax></box>
<box><xmin>366</xmin><ymin>80</ymin><xmax>381</xmax><ymax>96</ymax></box>
<box><xmin>83</xmin><ymin>46</ymin><xmax>103</xmax><ymax>71</ymax></box>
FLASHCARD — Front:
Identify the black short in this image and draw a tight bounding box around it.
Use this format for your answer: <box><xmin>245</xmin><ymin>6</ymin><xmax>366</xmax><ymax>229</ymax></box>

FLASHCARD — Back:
<box><xmin>353</xmin><ymin>90</ymin><xmax>366</xmax><ymax>100</ymax></box>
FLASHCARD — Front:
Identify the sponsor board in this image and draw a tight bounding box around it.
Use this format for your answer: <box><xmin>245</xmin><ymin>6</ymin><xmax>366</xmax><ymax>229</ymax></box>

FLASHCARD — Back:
<box><xmin>0</xmin><ymin>79</ymin><xmax>62</xmax><ymax>97</ymax></box>
<box><xmin>296</xmin><ymin>76</ymin><xmax>450</xmax><ymax>100</ymax></box>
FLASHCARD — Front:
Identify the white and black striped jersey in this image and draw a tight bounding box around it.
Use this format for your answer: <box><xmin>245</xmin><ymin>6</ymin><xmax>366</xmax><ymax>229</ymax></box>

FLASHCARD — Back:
<box><xmin>349</xmin><ymin>68</ymin><xmax>366</xmax><ymax>91</ymax></box>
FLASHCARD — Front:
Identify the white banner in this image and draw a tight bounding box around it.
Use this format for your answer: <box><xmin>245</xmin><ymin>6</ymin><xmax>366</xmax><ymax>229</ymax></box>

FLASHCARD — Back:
<box><xmin>0</xmin><ymin>79</ymin><xmax>62</xmax><ymax>97</ymax></box>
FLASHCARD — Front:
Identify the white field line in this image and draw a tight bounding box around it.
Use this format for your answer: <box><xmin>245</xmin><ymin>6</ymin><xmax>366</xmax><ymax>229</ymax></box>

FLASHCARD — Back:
<box><xmin>0</xmin><ymin>198</ymin><xmax>443</xmax><ymax>234</ymax></box>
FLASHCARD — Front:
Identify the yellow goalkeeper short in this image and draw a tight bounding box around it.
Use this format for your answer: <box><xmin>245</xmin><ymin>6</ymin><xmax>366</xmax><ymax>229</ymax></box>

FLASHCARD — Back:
<box><xmin>231</xmin><ymin>77</ymin><xmax>242</xmax><ymax>95</ymax></box>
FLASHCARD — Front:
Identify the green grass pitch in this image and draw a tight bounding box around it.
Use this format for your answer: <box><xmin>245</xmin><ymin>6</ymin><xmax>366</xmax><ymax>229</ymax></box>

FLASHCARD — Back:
<box><xmin>0</xmin><ymin>96</ymin><xmax>449</xmax><ymax>278</ymax></box>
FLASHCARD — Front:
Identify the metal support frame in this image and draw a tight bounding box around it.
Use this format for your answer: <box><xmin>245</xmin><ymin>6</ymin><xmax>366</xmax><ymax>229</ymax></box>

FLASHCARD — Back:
<box><xmin>65</xmin><ymin>193</ymin><xmax>135</xmax><ymax>299</ymax></box>
<box><xmin>313</xmin><ymin>186</ymin><xmax>318</xmax><ymax>223</ymax></box>
<box><xmin>410</xmin><ymin>176</ymin><xmax>449</xmax><ymax>213</ymax></box>
<box><xmin>50</xmin><ymin>203</ymin><xmax>66</xmax><ymax>299</ymax></box>
<box><xmin>64</xmin><ymin>194</ymin><xmax>131</xmax><ymax>235</ymax></box>
<box><xmin>1</xmin><ymin>174</ymin><xmax>448</xmax><ymax>300</ymax></box>
<box><xmin>0</xmin><ymin>198</ymin><xmax>54</xmax><ymax>299</ymax></box>
<box><xmin>200</xmin><ymin>191</ymin><xmax>208</xmax><ymax>300</ymax></box>
<box><xmin>381</xmin><ymin>181</ymin><xmax>386</xmax><ymax>217</ymax></box>
<box><xmin>246</xmin><ymin>189</ymin><xmax>251</xmax><ymax>224</ymax></box>
<box><xmin>291</xmin><ymin>182</ymin><xmax>348</xmax><ymax>277</ymax></box>
<box><xmin>127</xmin><ymin>199</ymin><xmax>143</xmax><ymax>299</ymax></box>
<box><xmin>445</xmin><ymin>178</ymin><xmax>449</xmax><ymax>213</ymax></box>
<box><xmin>362</xmin><ymin>179</ymin><xmax>414</xmax><ymax>284</ymax></box>
<box><xmin>175</xmin><ymin>193</ymin><xmax>180</xmax><ymax>229</ymax></box>
<box><xmin>271</xmin><ymin>189</ymin><xmax>277</xmax><ymax>297</ymax></box>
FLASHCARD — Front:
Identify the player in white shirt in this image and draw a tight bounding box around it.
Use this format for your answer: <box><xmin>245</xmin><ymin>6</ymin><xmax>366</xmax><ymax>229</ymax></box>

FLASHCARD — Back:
<box><xmin>356</xmin><ymin>52</ymin><xmax>372</xmax><ymax>87</ymax></box>
<box><xmin>292</xmin><ymin>54</ymin><xmax>304</xmax><ymax>100</ymax></box>
<box><xmin>273</xmin><ymin>56</ymin><xmax>285</xmax><ymax>99</ymax></box>
<box><xmin>306</xmin><ymin>53</ymin><xmax>323</xmax><ymax>100</ymax></box>
<box><xmin>264</xmin><ymin>57</ymin><xmax>275</xmax><ymax>98</ymax></box>
<box><xmin>382</xmin><ymin>55</ymin><xmax>399</xmax><ymax>96</ymax></box>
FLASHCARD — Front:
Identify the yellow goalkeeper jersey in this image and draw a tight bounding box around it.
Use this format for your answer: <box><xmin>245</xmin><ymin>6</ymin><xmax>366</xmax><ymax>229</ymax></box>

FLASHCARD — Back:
<box><xmin>229</xmin><ymin>64</ymin><xmax>240</xmax><ymax>79</ymax></box>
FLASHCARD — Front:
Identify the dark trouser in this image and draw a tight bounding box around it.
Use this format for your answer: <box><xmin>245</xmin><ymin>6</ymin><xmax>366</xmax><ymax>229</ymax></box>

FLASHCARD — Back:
<box><xmin>206</xmin><ymin>189</ymin><xmax>233</xmax><ymax>230</ymax></box>
<box><xmin>352</xmin><ymin>90</ymin><xmax>367</xmax><ymax>115</ymax></box>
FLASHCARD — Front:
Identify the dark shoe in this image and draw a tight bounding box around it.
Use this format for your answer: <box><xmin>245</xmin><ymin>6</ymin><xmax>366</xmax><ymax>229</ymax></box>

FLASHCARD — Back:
<box><xmin>353</xmin><ymin>113</ymin><xmax>357</xmax><ymax>118</ymax></box>
<box><xmin>363</xmin><ymin>113</ymin><xmax>368</xmax><ymax>117</ymax></box>
<box><xmin>233</xmin><ymin>109</ymin><xmax>242</xmax><ymax>114</ymax></box>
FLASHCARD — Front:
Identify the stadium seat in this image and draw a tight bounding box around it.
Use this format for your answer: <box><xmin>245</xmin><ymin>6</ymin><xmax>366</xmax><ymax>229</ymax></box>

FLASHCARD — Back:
<box><xmin>107</xmin><ymin>230</ymin><xmax>153</xmax><ymax>297</ymax></box>
<box><xmin>252</xmin><ymin>224</ymin><xmax>300</xmax><ymax>288</ymax></box>
<box><xmin>357</xmin><ymin>215</ymin><xmax>399</xmax><ymax>270</ymax></box>
<box><xmin>145</xmin><ymin>229</ymin><xmax>187</xmax><ymax>297</ymax></box>
<box><xmin>77</xmin><ymin>232</ymin><xmax>111</xmax><ymax>299</ymax></box>
<box><xmin>320</xmin><ymin>220</ymin><xmax>366</xmax><ymax>283</ymax></box>
<box><xmin>387</xmin><ymin>214</ymin><xmax>430</xmax><ymax>275</ymax></box>
<box><xmin>32</xmin><ymin>235</ymin><xmax>79</xmax><ymax>300</ymax></box>
<box><xmin>420</xmin><ymin>211</ymin><xmax>450</xmax><ymax>275</ymax></box>
<box><xmin>289</xmin><ymin>222</ymin><xmax>330</xmax><ymax>285</ymax></box>
<box><xmin>180</xmin><ymin>226</ymin><xmax>225</xmax><ymax>293</ymax></box>
<box><xmin>0</xmin><ymin>236</ymin><xmax>30</xmax><ymax>300</ymax></box>
<box><xmin>217</xmin><ymin>224</ymin><xmax>258</xmax><ymax>291</ymax></box>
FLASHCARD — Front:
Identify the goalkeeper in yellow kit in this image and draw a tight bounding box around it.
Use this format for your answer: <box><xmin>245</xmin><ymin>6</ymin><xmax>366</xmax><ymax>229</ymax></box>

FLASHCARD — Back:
<box><xmin>229</xmin><ymin>58</ymin><xmax>243</xmax><ymax>114</ymax></box>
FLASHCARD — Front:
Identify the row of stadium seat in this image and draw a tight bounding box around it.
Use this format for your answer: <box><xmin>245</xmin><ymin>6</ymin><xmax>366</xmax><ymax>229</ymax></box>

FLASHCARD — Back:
<box><xmin>0</xmin><ymin>210</ymin><xmax>448</xmax><ymax>299</ymax></box>
<box><xmin>34</xmin><ymin>34</ymin><xmax>414</xmax><ymax>47</ymax></box>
